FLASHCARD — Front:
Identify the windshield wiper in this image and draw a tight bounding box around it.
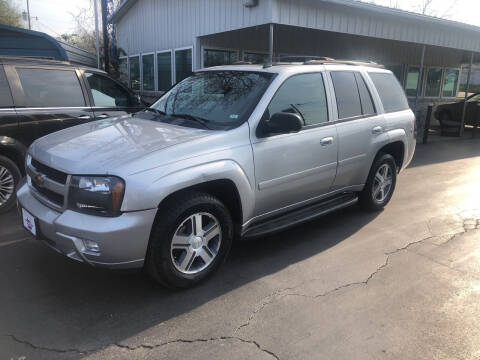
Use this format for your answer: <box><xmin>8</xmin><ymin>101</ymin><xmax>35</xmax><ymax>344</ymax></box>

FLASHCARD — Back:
<box><xmin>170</xmin><ymin>113</ymin><xmax>212</xmax><ymax>130</ymax></box>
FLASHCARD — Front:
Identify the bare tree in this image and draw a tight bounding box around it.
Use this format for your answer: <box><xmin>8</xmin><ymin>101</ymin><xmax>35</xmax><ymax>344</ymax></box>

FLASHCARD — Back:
<box><xmin>0</xmin><ymin>0</ymin><xmax>23</xmax><ymax>28</ymax></box>
<box><xmin>366</xmin><ymin>0</ymin><xmax>459</xmax><ymax>19</ymax></box>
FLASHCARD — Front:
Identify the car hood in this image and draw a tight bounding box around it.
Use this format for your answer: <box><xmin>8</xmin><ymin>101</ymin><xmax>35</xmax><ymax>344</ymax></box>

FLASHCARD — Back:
<box><xmin>29</xmin><ymin>114</ymin><xmax>214</xmax><ymax>174</ymax></box>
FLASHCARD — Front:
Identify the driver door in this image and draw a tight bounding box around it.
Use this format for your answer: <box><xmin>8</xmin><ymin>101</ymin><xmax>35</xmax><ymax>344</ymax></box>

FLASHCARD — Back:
<box><xmin>251</xmin><ymin>72</ymin><xmax>338</xmax><ymax>217</ymax></box>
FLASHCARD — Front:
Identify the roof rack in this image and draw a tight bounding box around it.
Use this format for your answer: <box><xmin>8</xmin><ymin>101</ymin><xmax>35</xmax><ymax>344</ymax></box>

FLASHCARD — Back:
<box><xmin>304</xmin><ymin>59</ymin><xmax>384</xmax><ymax>68</ymax></box>
<box><xmin>263</xmin><ymin>57</ymin><xmax>384</xmax><ymax>69</ymax></box>
<box><xmin>0</xmin><ymin>55</ymin><xmax>71</xmax><ymax>65</ymax></box>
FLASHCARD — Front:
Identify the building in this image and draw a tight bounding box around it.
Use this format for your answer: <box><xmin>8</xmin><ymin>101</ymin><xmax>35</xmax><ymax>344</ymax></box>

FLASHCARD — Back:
<box><xmin>110</xmin><ymin>0</ymin><xmax>480</xmax><ymax>126</ymax></box>
<box><xmin>0</xmin><ymin>24</ymin><xmax>97</xmax><ymax>67</ymax></box>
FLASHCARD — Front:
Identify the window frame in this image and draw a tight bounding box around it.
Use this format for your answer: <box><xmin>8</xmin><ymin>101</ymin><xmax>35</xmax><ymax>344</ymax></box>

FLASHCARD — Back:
<box><xmin>10</xmin><ymin>65</ymin><xmax>89</xmax><ymax>108</ymax></box>
<box><xmin>257</xmin><ymin>71</ymin><xmax>332</xmax><ymax>138</ymax></box>
<box><xmin>173</xmin><ymin>46</ymin><xmax>194</xmax><ymax>84</ymax></box>
<box><xmin>423</xmin><ymin>66</ymin><xmax>443</xmax><ymax>99</ymax></box>
<box><xmin>201</xmin><ymin>46</ymin><xmax>240</xmax><ymax>68</ymax></box>
<box><xmin>141</xmin><ymin>52</ymin><xmax>155</xmax><ymax>92</ymax></box>
<box><xmin>441</xmin><ymin>67</ymin><xmax>461</xmax><ymax>99</ymax></box>
<box><xmin>128</xmin><ymin>54</ymin><xmax>141</xmax><ymax>91</ymax></box>
<box><xmin>156</xmin><ymin>49</ymin><xmax>173</xmax><ymax>91</ymax></box>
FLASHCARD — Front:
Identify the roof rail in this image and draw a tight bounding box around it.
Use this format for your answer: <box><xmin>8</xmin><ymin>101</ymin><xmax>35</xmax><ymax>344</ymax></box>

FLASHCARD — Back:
<box><xmin>278</xmin><ymin>55</ymin><xmax>334</xmax><ymax>62</ymax></box>
<box><xmin>263</xmin><ymin>56</ymin><xmax>384</xmax><ymax>69</ymax></box>
<box><xmin>304</xmin><ymin>59</ymin><xmax>385</xmax><ymax>68</ymax></box>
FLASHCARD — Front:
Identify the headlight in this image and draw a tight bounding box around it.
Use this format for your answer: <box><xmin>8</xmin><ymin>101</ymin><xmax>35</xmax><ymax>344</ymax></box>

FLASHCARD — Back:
<box><xmin>68</xmin><ymin>176</ymin><xmax>125</xmax><ymax>217</ymax></box>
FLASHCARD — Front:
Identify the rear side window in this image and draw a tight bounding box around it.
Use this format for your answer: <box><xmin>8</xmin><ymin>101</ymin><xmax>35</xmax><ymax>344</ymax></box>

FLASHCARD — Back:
<box><xmin>330</xmin><ymin>71</ymin><xmax>362</xmax><ymax>119</ymax></box>
<box><xmin>369</xmin><ymin>72</ymin><xmax>409</xmax><ymax>113</ymax></box>
<box><xmin>267</xmin><ymin>73</ymin><xmax>329</xmax><ymax>126</ymax></box>
<box><xmin>354</xmin><ymin>72</ymin><xmax>376</xmax><ymax>116</ymax></box>
<box><xmin>16</xmin><ymin>68</ymin><xmax>85</xmax><ymax>107</ymax></box>
<box><xmin>0</xmin><ymin>65</ymin><xmax>13</xmax><ymax>107</ymax></box>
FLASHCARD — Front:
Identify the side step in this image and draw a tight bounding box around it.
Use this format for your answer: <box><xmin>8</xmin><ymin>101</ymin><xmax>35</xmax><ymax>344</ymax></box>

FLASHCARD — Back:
<box><xmin>242</xmin><ymin>193</ymin><xmax>358</xmax><ymax>239</ymax></box>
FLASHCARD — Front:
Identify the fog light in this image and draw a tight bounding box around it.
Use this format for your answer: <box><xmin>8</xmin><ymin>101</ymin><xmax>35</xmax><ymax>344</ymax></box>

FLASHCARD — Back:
<box><xmin>83</xmin><ymin>239</ymin><xmax>100</xmax><ymax>253</ymax></box>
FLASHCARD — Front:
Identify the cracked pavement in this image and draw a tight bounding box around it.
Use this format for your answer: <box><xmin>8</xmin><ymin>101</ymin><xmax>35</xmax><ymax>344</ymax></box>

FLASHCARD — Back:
<box><xmin>3</xmin><ymin>137</ymin><xmax>480</xmax><ymax>359</ymax></box>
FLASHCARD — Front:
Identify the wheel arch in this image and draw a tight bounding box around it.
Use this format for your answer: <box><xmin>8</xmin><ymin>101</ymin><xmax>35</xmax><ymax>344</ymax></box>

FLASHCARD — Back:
<box><xmin>376</xmin><ymin>139</ymin><xmax>405</xmax><ymax>172</ymax></box>
<box><xmin>0</xmin><ymin>139</ymin><xmax>27</xmax><ymax>175</ymax></box>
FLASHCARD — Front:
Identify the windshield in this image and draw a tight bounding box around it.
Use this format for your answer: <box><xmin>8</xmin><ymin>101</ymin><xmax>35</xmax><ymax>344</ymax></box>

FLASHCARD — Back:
<box><xmin>151</xmin><ymin>71</ymin><xmax>275</xmax><ymax>130</ymax></box>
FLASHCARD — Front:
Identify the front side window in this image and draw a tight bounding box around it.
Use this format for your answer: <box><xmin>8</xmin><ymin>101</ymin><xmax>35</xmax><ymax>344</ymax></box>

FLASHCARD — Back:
<box><xmin>142</xmin><ymin>54</ymin><xmax>154</xmax><ymax>91</ymax></box>
<box><xmin>157</xmin><ymin>52</ymin><xmax>172</xmax><ymax>92</ymax></box>
<box><xmin>442</xmin><ymin>69</ymin><xmax>459</xmax><ymax>97</ymax></box>
<box><xmin>204</xmin><ymin>49</ymin><xmax>238</xmax><ymax>67</ymax></box>
<box><xmin>405</xmin><ymin>67</ymin><xmax>422</xmax><ymax>97</ymax></box>
<box><xmin>16</xmin><ymin>68</ymin><xmax>85</xmax><ymax>107</ymax></box>
<box><xmin>425</xmin><ymin>68</ymin><xmax>442</xmax><ymax>97</ymax></box>
<box><xmin>267</xmin><ymin>73</ymin><xmax>329</xmax><ymax>126</ymax></box>
<box><xmin>129</xmin><ymin>56</ymin><xmax>140</xmax><ymax>90</ymax></box>
<box><xmin>175</xmin><ymin>48</ymin><xmax>192</xmax><ymax>83</ymax></box>
<box><xmin>152</xmin><ymin>71</ymin><xmax>274</xmax><ymax>130</ymax></box>
<box><xmin>86</xmin><ymin>72</ymin><xmax>135</xmax><ymax>107</ymax></box>
<box><xmin>330</xmin><ymin>71</ymin><xmax>362</xmax><ymax>119</ymax></box>
<box><xmin>369</xmin><ymin>72</ymin><xmax>410</xmax><ymax>113</ymax></box>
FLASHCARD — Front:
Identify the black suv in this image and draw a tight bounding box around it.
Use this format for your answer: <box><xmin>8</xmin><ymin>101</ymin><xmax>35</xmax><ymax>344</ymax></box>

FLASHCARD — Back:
<box><xmin>0</xmin><ymin>56</ymin><xmax>145</xmax><ymax>213</ymax></box>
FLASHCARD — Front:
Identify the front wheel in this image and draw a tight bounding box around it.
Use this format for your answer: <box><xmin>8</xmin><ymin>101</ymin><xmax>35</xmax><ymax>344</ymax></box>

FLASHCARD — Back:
<box><xmin>359</xmin><ymin>153</ymin><xmax>397</xmax><ymax>211</ymax></box>
<box><xmin>0</xmin><ymin>155</ymin><xmax>21</xmax><ymax>214</ymax></box>
<box><xmin>146</xmin><ymin>191</ymin><xmax>233</xmax><ymax>288</ymax></box>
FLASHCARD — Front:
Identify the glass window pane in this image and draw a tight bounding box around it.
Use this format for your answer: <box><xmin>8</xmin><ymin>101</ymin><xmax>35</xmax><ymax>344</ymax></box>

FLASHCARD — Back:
<box><xmin>442</xmin><ymin>69</ymin><xmax>459</xmax><ymax>97</ymax></box>
<box><xmin>16</xmin><ymin>68</ymin><xmax>85</xmax><ymax>107</ymax></box>
<box><xmin>330</xmin><ymin>71</ymin><xmax>362</xmax><ymax>119</ymax></box>
<box><xmin>204</xmin><ymin>49</ymin><xmax>238</xmax><ymax>67</ymax></box>
<box><xmin>354</xmin><ymin>72</ymin><xmax>376</xmax><ymax>115</ymax></box>
<box><xmin>0</xmin><ymin>65</ymin><xmax>13</xmax><ymax>107</ymax></box>
<box><xmin>425</xmin><ymin>68</ymin><xmax>442</xmax><ymax>97</ymax></box>
<box><xmin>118</xmin><ymin>58</ymin><xmax>128</xmax><ymax>86</ymax></box>
<box><xmin>157</xmin><ymin>52</ymin><xmax>172</xmax><ymax>92</ymax></box>
<box><xmin>244</xmin><ymin>52</ymin><xmax>267</xmax><ymax>64</ymax></box>
<box><xmin>267</xmin><ymin>73</ymin><xmax>328</xmax><ymax>126</ymax></box>
<box><xmin>175</xmin><ymin>48</ymin><xmax>192</xmax><ymax>83</ymax></box>
<box><xmin>386</xmin><ymin>65</ymin><xmax>404</xmax><ymax>85</ymax></box>
<box><xmin>142</xmin><ymin>54</ymin><xmax>154</xmax><ymax>91</ymax></box>
<box><xmin>129</xmin><ymin>56</ymin><xmax>140</xmax><ymax>90</ymax></box>
<box><xmin>86</xmin><ymin>72</ymin><xmax>134</xmax><ymax>107</ymax></box>
<box><xmin>406</xmin><ymin>67</ymin><xmax>422</xmax><ymax>97</ymax></box>
<box><xmin>369</xmin><ymin>72</ymin><xmax>410</xmax><ymax>113</ymax></box>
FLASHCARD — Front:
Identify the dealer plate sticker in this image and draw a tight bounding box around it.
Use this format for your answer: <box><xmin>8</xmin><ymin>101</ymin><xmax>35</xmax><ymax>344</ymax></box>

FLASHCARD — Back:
<box><xmin>22</xmin><ymin>208</ymin><xmax>36</xmax><ymax>236</ymax></box>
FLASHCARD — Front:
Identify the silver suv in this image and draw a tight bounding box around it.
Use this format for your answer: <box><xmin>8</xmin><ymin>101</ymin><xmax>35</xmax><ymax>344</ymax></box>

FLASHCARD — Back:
<box><xmin>17</xmin><ymin>60</ymin><xmax>416</xmax><ymax>288</ymax></box>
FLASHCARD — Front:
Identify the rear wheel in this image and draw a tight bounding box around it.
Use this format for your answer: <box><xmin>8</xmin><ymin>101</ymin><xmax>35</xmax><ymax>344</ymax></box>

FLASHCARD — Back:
<box><xmin>359</xmin><ymin>153</ymin><xmax>397</xmax><ymax>211</ymax></box>
<box><xmin>0</xmin><ymin>155</ymin><xmax>21</xmax><ymax>214</ymax></box>
<box><xmin>146</xmin><ymin>191</ymin><xmax>233</xmax><ymax>288</ymax></box>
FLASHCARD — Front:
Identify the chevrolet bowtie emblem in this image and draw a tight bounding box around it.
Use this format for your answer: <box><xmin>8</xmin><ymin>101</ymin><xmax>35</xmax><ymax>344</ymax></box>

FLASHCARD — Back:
<box><xmin>34</xmin><ymin>174</ymin><xmax>46</xmax><ymax>186</ymax></box>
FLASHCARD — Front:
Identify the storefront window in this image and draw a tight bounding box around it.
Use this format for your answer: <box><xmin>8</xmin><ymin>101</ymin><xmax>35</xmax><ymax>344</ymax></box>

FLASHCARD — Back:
<box><xmin>243</xmin><ymin>52</ymin><xmax>267</xmax><ymax>64</ymax></box>
<box><xmin>157</xmin><ymin>51</ymin><xmax>172</xmax><ymax>92</ymax></box>
<box><xmin>118</xmin><ymin>57</ymin><xmax>128</xmax><ymax>86</ymax></box>
<box><xmin>386</xmin><ymin>65</ymin><xmax>404</xmax><ymax>85</ymax></box>
<box><xmin>129</xmin><ymin>56</ymin><xmax>140</xmax><ymax>90</ymax></box>
<box><xmin>425</xmin><ymin>68</ymin><xmax>442</xmax><ymax>97</ymax></box>
<box><xmin>442</xmin><ymin>69</ymin><xmax>459</xmax><ymax>97</ymax></box>
<box><xmin>204</xmin><ymin>49</ymin><xmax>238</xmax><ymax>67</ymax></box>
<box><xmin>142</xmin><ymin>54</ymin><xmax>154</xmax><ymax>91</ymax></box>
<box><xmin>405</xmin><ymin>67</ymin><xmax>422</xmax><ymax>97</ymax></box>
<box><xmin>175</xmin><ymin>48</ymin><xmax>192</xmax><ymax>83</ymax></box>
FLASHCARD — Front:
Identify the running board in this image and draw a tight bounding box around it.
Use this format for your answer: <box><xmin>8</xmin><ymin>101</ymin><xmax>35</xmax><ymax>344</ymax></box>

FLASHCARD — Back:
<box><xmin>242</xmin><ymin>193</ymin><xmax>358</xmax><ymax>239</ymax></box>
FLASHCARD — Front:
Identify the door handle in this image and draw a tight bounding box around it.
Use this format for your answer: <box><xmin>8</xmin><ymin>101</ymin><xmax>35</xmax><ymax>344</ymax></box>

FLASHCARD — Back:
<box><xmin>372</xmin><ymin>126</ymin><xmax>383</xmax><ymax>135</ymax></box>
<box><xmin>77</xmin><ymin>115</ymin><xmax>92</xmax><ymax>120</ymax></box>
<box><xmin>96</xmin><ymin>114</ymin><xmax>109</xmax><ymax>119</ymax></box>
<box><xmin>320</xmin><ymin>136</ymin><xmax>334</xmax><ymax>146</ymax></box>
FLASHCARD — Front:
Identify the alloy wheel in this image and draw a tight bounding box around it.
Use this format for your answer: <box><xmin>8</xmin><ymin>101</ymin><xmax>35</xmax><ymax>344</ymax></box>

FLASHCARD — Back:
<box><xmin>0</xmin><ymin>165</ymin><xmax>14</xmax><ymax>206</ymax></box>
<box><xmin>372</xmin><ymin>163</ymin><xmax>393</xmax><ymax>204</ymax></box>
<box><xmin>170</xmin><ymin>212</ymin><xmax>222</xmax><ymax>275</ymax></box>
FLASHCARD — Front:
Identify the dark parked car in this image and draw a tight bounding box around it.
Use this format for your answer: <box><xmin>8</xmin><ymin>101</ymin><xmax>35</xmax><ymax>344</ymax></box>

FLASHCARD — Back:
<box><xmin>435</xmin><ymin>93</ymin><xmax>480</xmax><ymax>134</ymax></box>
<box><xmin>0</xmin><ymin>56</ymin><xmax>146</xmax><ymax>213</ymax></box>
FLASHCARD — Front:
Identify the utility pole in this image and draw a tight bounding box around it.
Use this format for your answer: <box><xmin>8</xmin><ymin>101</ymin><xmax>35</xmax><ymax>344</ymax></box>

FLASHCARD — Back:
<box><xmin>93</xmin><ymin>0</ymin><xmax>100</xmax><ymax>69</ymax></box>
<box><xmin>26</xmin><ymin>0</ymin><xmax>31</xmax><ymax>30</ymax></box>
<box><xmin>101</xmin><ymin>0</ymin><xmax>109</xmax><ymax>72</ymax></box>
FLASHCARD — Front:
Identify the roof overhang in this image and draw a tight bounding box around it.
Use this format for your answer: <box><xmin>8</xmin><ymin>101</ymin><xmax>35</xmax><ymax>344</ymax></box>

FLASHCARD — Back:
<box><xmin>109</xmin><ymin>0</ymin><xmax>137</xmax><ymax>24</ymax></box>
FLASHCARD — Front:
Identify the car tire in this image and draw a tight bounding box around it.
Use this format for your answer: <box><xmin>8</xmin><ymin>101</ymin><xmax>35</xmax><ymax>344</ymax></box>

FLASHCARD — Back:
<box><xmin>359</xmin><ymin>152</ymin><xmax>397</xmax><ymax>211</ymax></box>
<box><xmin>0</xmin><ymin>155</ymin><xmax>21</xmax><ymax>214</ymax></box>
<box><xmin>146</xmin><ymin>191</ymin><xmax>233</xmax><ymax>289</ymax></box>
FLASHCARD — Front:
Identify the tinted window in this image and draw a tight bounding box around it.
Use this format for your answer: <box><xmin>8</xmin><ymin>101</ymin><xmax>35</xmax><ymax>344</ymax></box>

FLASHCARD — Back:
<box><xmin>267</xmin><ymin>73</ymin><xmax>328</xmax><ymax>126</ymax></box>
<box><xmin>0</xmin><ymin>65</ymin><xmax>13</xmax><ymax>107</ymax></box>
<box><xmin>142</xmin><ymin>54</ymin><xmax>154</xmax><ymax>91</ymax></box>
<box><xmin>369</xmin><ymin>72</ymin><xmax>410</xmax><ymax>113</ymax></box>
<box><xmin>175</xmin><ymin>49</ymin><xmax>192</xmax><ymax>83</ymax></box>
<box><xmin>204</xmin><ymin>49</ymin><xmax>238</xmax><ymax>67</ymax></box>
<box><xmin>425</xmin><ymin>68</ymin><xmax>442</xmax><ymax>97</ymax></box>
<box><xmin>129</xmin><ymin>56</ymin><xmax>140</xmax><ymax>90</ymax></box>
<box><xmin>354</xmin><ymin>72</ymin><xmax>376</xmax><ymax>115</ymax></box>
<box><xmin>16</xmin><ymin>68</ymin><xmax>85</xmax><ymax>107</ymax></box>
<box><xmin>442</xmin><ymin>69</ymin><xmax>459</xmax><ymax>97</ymax></box>
<box><xmin>118</xmin><ymin>58</ymin><xmax>128</xmax><ymax>86</ymax></box>
<box><xmin>331</xmin><ymin>71</ymin><xmax>362</xmax><ymax>119</ymax></box>
<box><xmin>86</xmin><ymin>72</ymin><xmax>135</xmax><ymax>107</ymax></box>
<box><xmin>157</xmin><ymin>52</ymin><xmax>172</xmax><ymax>92</ymax></box>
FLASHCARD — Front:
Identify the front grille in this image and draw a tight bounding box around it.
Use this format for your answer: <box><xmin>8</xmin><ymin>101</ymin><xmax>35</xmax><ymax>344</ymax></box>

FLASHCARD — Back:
<box><xmin>31</xmin><ymin>159</ymin><xmax>68</xmax><ymax>184</ymax></box>
<box><xmin>32</xmin><ymin>181</ymin><xmax>64</xmax><ymax>207</ymax></box>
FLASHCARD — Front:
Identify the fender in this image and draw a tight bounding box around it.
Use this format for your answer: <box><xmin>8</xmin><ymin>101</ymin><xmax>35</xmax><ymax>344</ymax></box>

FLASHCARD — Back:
<box><xmin>386</xmin><ymin>128</ymin><xmax>408</xmax><ymax>171</ymax></box>
<box><xmin>122</xmin><ymin>159</ymin><xmax>255</xmax><ymax>224</ymax></box>
<box><xmin>0</xmin><ymin>136</ymin><xmax>27</xmax><ymax>172</ymax></box>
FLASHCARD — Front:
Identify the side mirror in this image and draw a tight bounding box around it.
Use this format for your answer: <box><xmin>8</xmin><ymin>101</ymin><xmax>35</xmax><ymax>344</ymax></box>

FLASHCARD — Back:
<box><xmin>264</xmin><ymin>112</ymin><xmax>303</xmax><ymax>135</ymax></box>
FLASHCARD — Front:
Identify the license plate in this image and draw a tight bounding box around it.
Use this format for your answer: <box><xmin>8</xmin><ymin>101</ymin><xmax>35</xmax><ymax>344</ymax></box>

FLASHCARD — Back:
<box><xmin>22</xmin><ymin>208</ymin><xmax>37</xmax><ymax>236</ymax></box>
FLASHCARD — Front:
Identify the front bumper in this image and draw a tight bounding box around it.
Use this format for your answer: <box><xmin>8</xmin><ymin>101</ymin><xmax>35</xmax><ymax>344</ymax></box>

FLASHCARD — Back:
<box><xmin>17</xmin><ymin>182</ymin><xmax>157</xmax><ymax>269</ymax></box>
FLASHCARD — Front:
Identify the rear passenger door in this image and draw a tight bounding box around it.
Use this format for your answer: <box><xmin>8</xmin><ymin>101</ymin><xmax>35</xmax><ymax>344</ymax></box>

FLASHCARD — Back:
<box><xmin>328</xmin><ymin>70</ymin><xmax>387</xmax><ymax>190</ymax></box>
<box><xmin>82</xmin><ymin>71</ymin><xmax>144</xmax><ymax>120</ymax></box>
<box><xmin>0</xmin><ymin>65</ymin><xmax>18</xmax><ymax>144</ymax></box>
<box><xmin>6</xmin><ymin>65</ymin><xmax>93</xmax><ymax>146</ymax></box>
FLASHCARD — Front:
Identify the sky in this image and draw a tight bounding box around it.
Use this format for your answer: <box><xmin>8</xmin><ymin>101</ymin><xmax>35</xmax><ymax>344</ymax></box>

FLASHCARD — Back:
<box><xmin>10</xmin><ymin>0</ymin><xmax>480</xmax><ymax>39</ymax></box>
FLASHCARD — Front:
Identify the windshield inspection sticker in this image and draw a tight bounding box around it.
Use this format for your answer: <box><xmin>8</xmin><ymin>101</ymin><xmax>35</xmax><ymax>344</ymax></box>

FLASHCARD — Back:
<box><xmin>230</xmin><ymin>114</ymin><xmax>239</xmax><ymax>119</ymax></box>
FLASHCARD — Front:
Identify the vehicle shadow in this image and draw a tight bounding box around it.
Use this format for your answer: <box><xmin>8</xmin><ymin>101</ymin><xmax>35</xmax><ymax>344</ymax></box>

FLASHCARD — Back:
<box><xmin>0</xmin><ymin>205</ymin><xmax>379</xmax><ymax>357</ymax></box>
